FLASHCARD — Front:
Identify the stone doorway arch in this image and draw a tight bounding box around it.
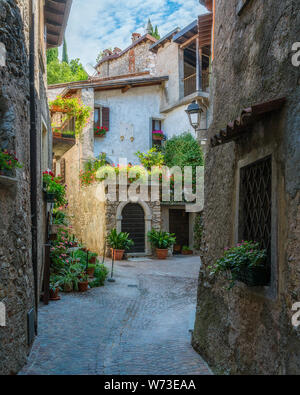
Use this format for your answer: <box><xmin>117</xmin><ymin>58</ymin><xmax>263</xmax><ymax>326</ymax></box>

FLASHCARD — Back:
<box><xmin>116</xmin><ymin>200</ymin><xmax>152</xmax><ymax>255</ymax></box>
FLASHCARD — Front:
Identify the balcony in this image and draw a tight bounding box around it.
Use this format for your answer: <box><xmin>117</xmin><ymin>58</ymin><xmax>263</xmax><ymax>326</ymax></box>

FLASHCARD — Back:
<box><xmin>52</xmin><ymin>118</ymin><xmax>76</xmax><ymax>157</ymax></box>
<box><xmin>183</xmin><ymin>70</ymin><xmax>210</xmax><ymax>97</ymax></box>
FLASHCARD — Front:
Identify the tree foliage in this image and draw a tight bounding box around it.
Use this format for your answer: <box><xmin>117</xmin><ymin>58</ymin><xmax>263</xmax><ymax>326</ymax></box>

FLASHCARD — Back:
<box><xmin>47</xmin><ymin>48</ymin><xmax>58</xmax><ymax>64</ymax></box>
<box><xmin>62</xmin><ymin>38</ymin><xmax>69</xmax><ymax>64</ymax></box>
<box><xmin>46</xmin><ymin>45</ymin><xmax>88</xmax><ymax>85</ymax></box>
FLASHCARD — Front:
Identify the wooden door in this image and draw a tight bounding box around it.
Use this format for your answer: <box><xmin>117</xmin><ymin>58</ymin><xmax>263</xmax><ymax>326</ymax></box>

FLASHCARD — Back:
<box><xmin>121</xmin><ymin>204</ymin><xmax>145</xmax><ymax>253</ymax></box>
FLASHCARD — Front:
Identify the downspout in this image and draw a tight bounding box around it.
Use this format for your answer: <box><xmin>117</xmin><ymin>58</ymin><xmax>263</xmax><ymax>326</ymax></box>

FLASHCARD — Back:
<box><xmin>29</xmin><ymin>0</ymin><xmax>38</xmax><ymax>332</ymax></box>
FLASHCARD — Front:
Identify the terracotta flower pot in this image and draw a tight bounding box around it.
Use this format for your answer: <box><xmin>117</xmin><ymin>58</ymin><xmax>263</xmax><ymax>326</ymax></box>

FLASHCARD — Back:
<box><xmin>64</xmin><ymin>283</ymin><xmax>73</xmax><ymax>293</ymax></box>
<box><xmin>156</xmin><ymin>249</ymin><xmax>168</xmax><ymax>260</ymax></box>
<box><xmin>49</xmin><ymin>287</ymin><xmax>60</xmax><ymax>301</ymax></box>
<box><xmin>111</xmin><ymin>249</ymin><xmax>125</xmax><ymax>261</ymax></box>
<box><xmin>78</xmin><ymin>281</ymin><xmax>89</xmax><ymax>292</ymax></box>
<box><xmin>182</xmin><ymin>250</ymin><xmax>193</xmax><ymax>255</ymax></box>
<box><xmin>89</xmin><ymin>256</ymin><xmax>97</xmax><ymax>264</ymax></box>
<box><xmin>87</xmin><ymin>267</ymin><xmax>95</xmax><ymax>278</ymax></box>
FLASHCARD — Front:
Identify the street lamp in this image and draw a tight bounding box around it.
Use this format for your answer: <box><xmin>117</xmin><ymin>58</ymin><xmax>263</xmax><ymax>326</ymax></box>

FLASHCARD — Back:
<box><xmin>185</xmin><ymin>100</ymin><xmax>203</xmax><ymax>131</ymax></box>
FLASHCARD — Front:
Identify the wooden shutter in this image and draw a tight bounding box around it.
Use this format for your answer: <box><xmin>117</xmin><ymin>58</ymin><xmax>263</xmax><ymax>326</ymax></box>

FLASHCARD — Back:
<box><xmin>60</xmin><ymin>158</ymin><xmax>66</xmax><ymax>184</ymax></box>
<box><xmin>102</xmin><ymin>107</ymin><xmax>110</xmax><ymax>131</ymax></box>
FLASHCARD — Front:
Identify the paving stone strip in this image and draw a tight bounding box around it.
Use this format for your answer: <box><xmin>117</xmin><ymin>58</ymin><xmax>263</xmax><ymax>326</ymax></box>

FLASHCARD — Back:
<box><xmin>20</xmin><ymin>256</ymin><xmax>212</xmax><ymax>375</ymax></box>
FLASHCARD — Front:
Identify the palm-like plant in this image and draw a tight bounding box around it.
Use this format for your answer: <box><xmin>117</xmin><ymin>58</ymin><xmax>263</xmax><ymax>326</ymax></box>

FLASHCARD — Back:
<box><xmin>107</xmin><ymin>229</ymin><xmax>134</xmax><ymax>251</ymax></box>
<box><xmin>148</xmin><ymin>229</ymin><xmax>176</xmax><ymax>249</ymax></box>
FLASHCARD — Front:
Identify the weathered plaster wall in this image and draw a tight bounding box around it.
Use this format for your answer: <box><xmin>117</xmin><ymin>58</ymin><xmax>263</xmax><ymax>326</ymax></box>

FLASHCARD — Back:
<box><xmin>94</xmin><ymin>86</ymin><xmax>162</xmax><ymax>164</ymax></box>
<box><xmin>155</xmin><ymin>41</ymin><xmax>182</xmax><ymax>106</ymax></box>
<box><xmin>192</xmin><ymin>0</ymin><xmax>300</xmax><ymax>374</ymax></box>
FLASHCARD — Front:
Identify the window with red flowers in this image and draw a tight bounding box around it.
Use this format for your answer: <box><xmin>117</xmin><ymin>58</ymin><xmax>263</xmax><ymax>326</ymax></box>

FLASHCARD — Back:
<box><xmin>94</xmin><ymin>106</ymin><xmax>110</xmax><ymax>132</ymax></box>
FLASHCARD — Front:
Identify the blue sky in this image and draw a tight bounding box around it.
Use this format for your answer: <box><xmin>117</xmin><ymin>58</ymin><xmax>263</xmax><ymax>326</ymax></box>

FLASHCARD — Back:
<box><xmin>63</xmin><ymin>0</ymin><xmax>207</xmax><ymax>74</ymax></box>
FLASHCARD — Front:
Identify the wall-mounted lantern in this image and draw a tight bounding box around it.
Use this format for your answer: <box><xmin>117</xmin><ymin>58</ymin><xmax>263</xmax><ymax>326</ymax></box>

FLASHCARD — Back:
<box><xmin>185</xmin><ymin>100</ymin><xmax>203</xmax><ymax>131</ymax></box>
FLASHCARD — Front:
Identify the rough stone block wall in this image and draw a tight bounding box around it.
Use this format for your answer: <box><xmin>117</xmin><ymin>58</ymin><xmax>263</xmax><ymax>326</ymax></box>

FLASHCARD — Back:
<box><xmin>0</xmin><ymin>0</ymin><xmax>34</xmax><ymax>375</ymax></box>
<box><xmin>192</xmin><ymin>0</ymin><xmax>300</xmax><ymax>374</ymax></box>
<box><xmin>97</xmin><ymin>41</ymin><xmax>156</xmax><ymax>78</ymax></box>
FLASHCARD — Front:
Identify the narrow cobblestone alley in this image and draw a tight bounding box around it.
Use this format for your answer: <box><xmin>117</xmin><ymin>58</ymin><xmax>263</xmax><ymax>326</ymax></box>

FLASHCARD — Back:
<box><xmin>20</xmin><ymin>256</ymin><xmax>211</xmax><ymax>375</ymax></box>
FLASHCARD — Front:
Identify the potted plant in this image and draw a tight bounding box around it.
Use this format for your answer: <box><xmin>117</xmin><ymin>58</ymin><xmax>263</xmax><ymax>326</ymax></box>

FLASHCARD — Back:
<box><xmin>78</xmin><ymin>272</ymin><xmax>89</xmax><ymax>292</ymax></box>
<box><xmin>107</xmin><ymin>229</ymin><xmax>134</xmax><ymax>261</ymax></box>
<box><xmin>209</xmin><ymin>241</ymin><xmax>269</xmax><ymax>289</ymax></box>
<box><xmin>0</xmin><ymin>149</ymin><xmax>23</xmax><ymax>176</ymax></box>
<box><xmin>43</xmin><ymin>171</ymin><xmax>68</xmax><ymax>207</ymax></box>
<box><xmin>49</xmin><ymin>276</ymin><xmax>61</xmax><ymax>301</ymax></box>
<box><xmin>182</xmin><ymin>246</ymin><xmax>193</xmax><ymax>255</ymax></box>
<box><xmin>152</xmin><ymin>130</ymin><xmax>164</xmax><ymax>141</ymax></box>
<box><xmin>87</xmin><ymin>264</ymin><xmax>96</xmax><ymax>278</ymax></box>
<box><xmin>58</xmin><ymin>270</ymin><xmax>76</xmax><ymax>293</ymax></box>
<box><xmin>147</xmin><ymin>229</ymin><xmax>176</xmax><ymax>259</ymax></box>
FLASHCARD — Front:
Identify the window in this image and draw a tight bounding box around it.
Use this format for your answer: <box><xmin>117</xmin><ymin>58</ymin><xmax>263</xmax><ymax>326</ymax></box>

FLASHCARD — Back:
<box><xmin>41</xmin><ymin>123</ymin><xmax>48</xmax><ymax>172</ymax></box>
<box><xmin>94</xmin><ymin>106</ymin><xmax>110</xmax><ymax>131</ymax></box>
<box><xmin>152</xmin><ymin>119</ymin><xmax>162</xmax><ymax>148</ymax></box>
<box><xmin>239</xmin><ymin>156</ymin><xmax>272</xmax><ymax>281</ymax></box>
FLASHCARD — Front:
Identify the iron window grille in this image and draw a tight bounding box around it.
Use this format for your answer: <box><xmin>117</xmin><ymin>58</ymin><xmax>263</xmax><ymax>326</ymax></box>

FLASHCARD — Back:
<box><xmin>239</xmin><ymin>156</ymin><xmax>272</xmax><ymax>281</ymax></box>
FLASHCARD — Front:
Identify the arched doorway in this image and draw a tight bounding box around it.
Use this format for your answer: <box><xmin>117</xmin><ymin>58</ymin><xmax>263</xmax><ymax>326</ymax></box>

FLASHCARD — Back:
<box><xmin>121</xmin><ymin>203</ymin><xmax>145</xmax><ymax>253</ymax></box>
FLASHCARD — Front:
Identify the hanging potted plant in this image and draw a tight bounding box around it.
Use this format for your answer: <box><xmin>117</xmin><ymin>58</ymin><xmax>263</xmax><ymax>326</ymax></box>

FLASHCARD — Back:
<box><xmin>107</xmin><ymin>229</ymin><xmax>134</xmax><ymax>261</ymax></box>
<box><xmin>147</xmin><ymin>229</ymin><xmax>176</xmax><ymax>260</ymax></box>
<box><xmin>43</xmin><ymin>171</ymin><xmax>68</xmax><ymax>207</ymax></box>
<box><xmin>94</xmin><ymin>126</ymin><xmax>108</xmax><ymax>137</ymax></box>
<box><xmin>152</xmin><ymin>130</ymin><xmax>164</xmax><ymax>141</ymax></box>
<box><xmin>209</xmin><ymin>241</ymin><xmax>269</xmax><ymax>289</ymax></box>
<box><xmin>0</xmin><ymin>149</ymin><xmax>23</xmax><ymax>177</ymax></box>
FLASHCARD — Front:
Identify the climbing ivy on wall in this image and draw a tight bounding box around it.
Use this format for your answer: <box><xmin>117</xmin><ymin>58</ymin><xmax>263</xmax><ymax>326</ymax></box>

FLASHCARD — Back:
<box><xmin>193</xmin><ymin>212</ymin><xmax>204</xmax><ymax>251</ymax></box>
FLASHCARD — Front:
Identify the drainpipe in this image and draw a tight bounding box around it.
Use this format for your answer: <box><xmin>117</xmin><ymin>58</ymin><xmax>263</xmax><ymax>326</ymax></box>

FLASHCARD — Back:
<box><xmin>29</xmin><ymin>1</ymin><xmax>38</xmax><ymax>333</ymax></box>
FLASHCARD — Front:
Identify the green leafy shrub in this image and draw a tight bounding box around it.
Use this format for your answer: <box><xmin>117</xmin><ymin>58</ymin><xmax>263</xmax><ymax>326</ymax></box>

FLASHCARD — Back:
<box><xmin>107</xmin><ymin>229</ymin><xmax>134</xmax><ymax>251</ymax></box>
<box><xmin>147</xmin><ymin>229</ymin><xmax>176</xmax><ymax>249</ymax></box>
<box><xmin>90</xmin><ymin>264</ymin><xmax>109</xmax><ymax>288</ymax></box>
<box><xmin>135</xmin><ymin>147</ymin><xmax>165</xmax><ymax>170</ymax></box>
<box><xmin>163</xmin><ymin>132</ymin><xmax>204</xmax><ymax>169</ymax></box>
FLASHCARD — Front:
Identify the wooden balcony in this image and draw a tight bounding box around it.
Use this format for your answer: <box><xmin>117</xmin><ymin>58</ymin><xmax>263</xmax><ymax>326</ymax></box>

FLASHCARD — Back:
<box><xmin>183</xmin><ymin>70</ymin><xmax>210</xmax><ymax>97</ymax></box>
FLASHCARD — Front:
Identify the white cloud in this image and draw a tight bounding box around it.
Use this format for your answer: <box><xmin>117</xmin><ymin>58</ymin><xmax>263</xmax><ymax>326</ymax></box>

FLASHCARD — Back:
<box><xmin>63</xmin><ymin>0</ymin><xmax>207</xmax><ymax>72</ymax></box>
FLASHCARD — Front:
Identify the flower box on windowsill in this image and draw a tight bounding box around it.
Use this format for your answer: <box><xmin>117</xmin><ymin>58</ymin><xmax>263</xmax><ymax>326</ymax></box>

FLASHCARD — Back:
<box><xmin>152</xmin><ymin>134</ymin><xmax>164</xmax><ymax>141</ymax></box>
<box><xmin>233</xmin><ymin>266</ymin><xmax>270</xmax><ymax>287</ymax></box>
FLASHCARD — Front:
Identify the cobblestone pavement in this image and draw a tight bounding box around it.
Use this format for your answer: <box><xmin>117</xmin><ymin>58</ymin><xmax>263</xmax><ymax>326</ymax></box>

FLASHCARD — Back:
<box><xmin>20</xmin><ymin>255</ymin><xmax>212</xmax><ymax>375</ymax></box>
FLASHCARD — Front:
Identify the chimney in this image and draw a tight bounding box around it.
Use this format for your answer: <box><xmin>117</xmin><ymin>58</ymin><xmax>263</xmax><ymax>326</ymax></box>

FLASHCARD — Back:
<box><xmin>132</xmin><ymin>33</ymin><xmax>141</xmax><ymax>43</ymax></box>
<box><xmin>113</xmin><ymin>47</ymin><xmax>122</xmax><ymax>54</ymax></box>
<box><xmin>103</xmin><ymin>49</ymin><xmax>113</xmax><ymax>57</ymax></box>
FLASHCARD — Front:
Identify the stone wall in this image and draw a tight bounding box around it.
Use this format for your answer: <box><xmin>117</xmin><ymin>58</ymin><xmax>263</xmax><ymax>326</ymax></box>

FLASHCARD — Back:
<box><xmin>0</xmin><ymin>0</ymin><xmax>52</xmax><ymax>375</ymax></box>
<box><xmin>192</xmin><ymin>0</ymin><xmax>300</xmax><ymax>374</ymax></box>
<box><xmin>97</xmin><ymin>40</ymin><xmax>156</xmax><ymax>78</ymax></box>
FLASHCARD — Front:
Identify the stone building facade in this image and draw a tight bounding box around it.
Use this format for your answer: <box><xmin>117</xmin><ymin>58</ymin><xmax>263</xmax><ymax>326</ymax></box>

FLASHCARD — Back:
<box><xmin>49</xmin><ymin>21</ymin><xmax>212</xmax><ymax>257</ymax></box>
<box><xmin>0</xmin><ymin>0</ymin><xmax>72</xmax><ymax>375</ymax></box>
<box><xmin>193</xmin><ymin>0</ymin><xmax>300</xmax><ymax>374</ymax></box>
<box><xmin>95</xmin><ymin>33</ymin><xmax>157</xmax><ymax>78</ymax></box>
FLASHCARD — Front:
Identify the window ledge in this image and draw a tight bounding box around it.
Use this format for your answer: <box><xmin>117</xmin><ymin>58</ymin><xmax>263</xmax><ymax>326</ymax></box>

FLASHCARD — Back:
<box><xmin>0</xmin><ymin>175</ymin><xmax>17</xmax><ymax>188</ymax></box>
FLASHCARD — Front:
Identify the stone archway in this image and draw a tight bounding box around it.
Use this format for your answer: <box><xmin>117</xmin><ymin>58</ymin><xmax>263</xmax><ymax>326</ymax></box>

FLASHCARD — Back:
<box><xmin>116</xmin><ymin>200</ymin><xmax>152</xmax><ymax>255</ymax></box>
